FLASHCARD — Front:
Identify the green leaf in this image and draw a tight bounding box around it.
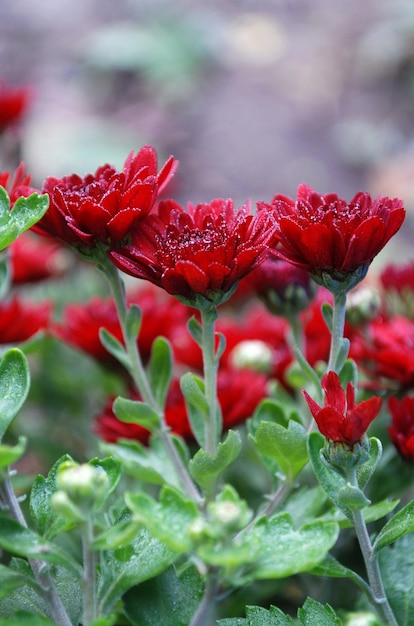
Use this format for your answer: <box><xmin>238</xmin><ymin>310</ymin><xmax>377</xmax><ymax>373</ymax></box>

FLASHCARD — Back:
<box><xmin>148</xmin><ymin>337</ymin><xmax>173</xmax><ymax>409</ymax></box>
<box><xmin>0</xmin><ymin>517</ymin><xmax>81</xmax><ymax>575</ymax></box>
<box><xmin>334</xmin><ymin>338</ymin><xmax>350</xmax><ymax>374</ymax></box>
<box><xmin>125</xmin><ymin>304</ymin><xmax>142</xmax><ymax>342</ymax></box>
<box><xmin>0</xmin><ymin>252</ymin><xmax>10</xmax><ymax>299</ymax></box>
<box><xmin>113</xmin><ymin>396</ymin><xmax>160</xmax><ymax>431</ymax></box>
<box><xmin>219</xmin><ymin>604</ymin><xmax>295</xmax><ymax>625</ymax></box>
<box><xmin>379</xmin><ymin>534</ymin><xmax>414</xmax><ymax>626</ymax></box>
<box><xmin>123</xmin><ymin>564</ymin><xmax>204</xmax><ymax>626</ymax></box>
<box><xmin>180</xmin><ymin>372</ymin><xmax>209</xmax><ymax>448</ymax></box>
<box><xmin>125</xmin><ymin>485</ymin><xmax>200</xmax><ymax>552</ymax></box>
<box><xmin>321</xmin><ymin>302</ymin><xmax>333</xmax><ymax>332</ymax></box>
<box><xmin>30</xmin><ymin>455</ymin><xmax>74</xmax><ymax>539</ymax></box>
<box><xmin>357</xmin><ymin>437</ymin><xmax>382</xmax><ymax>490</ymax></box>
<box><xmin>189</xmin><ymin>429</ymin><xmax>242</xmax><ymax>491</ymax></box>
<box><xmin>0</xmin><ymin>348</ymin><xmax>30</xmax><ymax>440</ymax></box>
<box><xmin>99</xmin><ymin>328</ymin><xmax>130</xmax><ymax>370</ymax></box>
<box><xmin>310</xmin><ymin>554</ymin><xmax>372</xmax><ymax>595</ymax></box>
<box><xmin>250</xmin><ymin>419</ymin><xmax>308</xmax><ymax>481</ymax></box>
<box><xmin>338</xmin><ymin>358</ymin><xmax>358</xmax><ymax>389</ymax></box>
<box><xmin>187</xmin><ymin>316</ymin><xmax>202</xmax><ymax>345</ymax></box>
<box><xmin>321</xmin><ymin>498</ymin><xmax>399</xmax><ymax>529</ymax></box>
<box><xmin>0</xmin><ymin>436</ymin><xmax>26</xmax><ymax>467</ymax></box>
<box><xmin>0</xmin><ymin>189</ymin><xmax>49</xmax><ymax>250</ymax></box>
<box><xmin>373</xmin><ymin>498</ymin><xmax>414</xmax><ymax>554</ymax></box>
<box><xmin>88</xmin><ymin>457</ymin><xmax>122</xmax><ymax>506</ymax></box>
<box><xmin>298</xmin><ymin>597</ymin><xmax>343</xmax><ymax>625</ymax></box>
<box><xmin>98</xmin><ymin>528</ymin><xmax>177</xmax><ymax>615</ymax></box>
<box><xmin>101</xmin><ymin>435</ymin><xmax>183</xmax><ymax>488</ymax></box>
<box><xmin>244</xmin><ymin>513</ymin><xmax>339</xmax><ymax>582</ymax></box>
<box><xmin>0</xmin><ymin>613</ymin><xmax>57</xmax><ymax>626</ymax></box>
<box><xmin>0</xmin><ymin>563</ymin><xmax>40</xmax><ymax>599</ymax></box>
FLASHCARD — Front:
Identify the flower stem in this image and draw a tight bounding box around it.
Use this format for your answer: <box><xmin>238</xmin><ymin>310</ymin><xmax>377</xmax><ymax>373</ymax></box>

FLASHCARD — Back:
<box><xmin>0</xmin><ymin>472</ymin><xmax>73</xmax><ymax>626</ymax></box>
<box><xmin>200</xmin><ymin>306</ymin><xmax>221</xmax><ymax>456</ymax></box>
<box><xmin>100</xmin><ymin>260</ymin><xmax>201</xmax><ymax>502</ymax></box>
<box><xmin>327</xmin><ymin>290</ymin><xmax>347</xmax><ymax>373</ymax></box>
<box><xmin>81</xmin><ymin>517</ymin><xmax>98</xmax><ymax>626</ymax></box>
<box><xmin>189</xmin><ymin>569</ymin><xmax>219</xmax><ymax>626</ymax></box>
<box><xmin>347</xmin><ymin>467</ymin><xmax>398</xmax><ymax>626</ymax></box>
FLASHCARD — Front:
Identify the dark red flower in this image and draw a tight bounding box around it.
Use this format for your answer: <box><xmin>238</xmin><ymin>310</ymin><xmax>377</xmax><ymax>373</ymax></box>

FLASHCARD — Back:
<box><xmin>0</xmin><ymin>296</ymin><xmax>51</xmax><ymax>344</ymax></box>
<box><xmin>9</xmin><ymin>232</ymin><xmax>68</xmax><ymax>284</ymax></box>
<box><xmin>260</xmin><ymin>184</ymin><xmax>405</xmax><ymax>290</ymax></box>
<box><xmin>109</xmin><ymin>198</ymin><xmax>277</xmax><ymax>305</ymax></box>
<box><xmin>239</xmin><ymin>255</ymin><xmax>317</xmax><ymax>315</ymax></box>
<box><xmin>380</xmin><ymin>260</ymin><xmax>414</xmax><ymax>318</ymax></box>
<box><xmin>351</xmin><ymin>316</ymin><xmax>414</xmax><ymax>390</ymax></box>
<box><xmin>303</xmin><ymin>371</ymin><xmax>382</xmax><ymax>446</ymax></box>
<box><xmin>95</xmin><ymin>368</ymin><xmax>268</xmax><ymax>444</ymax></box>
<box><xmin>388</xmin><ymin>395</ymin><xmax>414</xmax><ymax>463</ymax></box>
<box><xmin>0</xmin><ymin>81</ymin><xmax>31</xmax><ymax>132</ymax></box>
<box><xmin>33</xmin><ymin>146</ymin><xmax>178</xmax><ymax>253</ymax></box>
<box><xmin>0</xmin><ymin>163</ymin><xmax>37</xmax><ymax>206</ymax></box>
<box><xmin>53</xmin><ymin>285</ymin><xmax>191</xmax><ymax>366</ymax></box>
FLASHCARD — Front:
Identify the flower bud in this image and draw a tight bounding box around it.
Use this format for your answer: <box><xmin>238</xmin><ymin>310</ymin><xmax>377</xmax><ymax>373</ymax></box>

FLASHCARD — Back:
<box><xmin>230</xmin><ymin>340</ymin><xmax>273</xmax><ymax>374</ymax></box>
<box><xmin>56</xmin><ymin>462</ymin><xmax>109</xmax><ymax>512</ymax></box>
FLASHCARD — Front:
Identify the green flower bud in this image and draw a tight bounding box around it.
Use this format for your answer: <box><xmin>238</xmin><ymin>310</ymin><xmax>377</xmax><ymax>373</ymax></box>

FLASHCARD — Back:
<box><xmin>56</xmin><ymin>462</ymin><xmax>110</xmax><ymax>512</ymax></box>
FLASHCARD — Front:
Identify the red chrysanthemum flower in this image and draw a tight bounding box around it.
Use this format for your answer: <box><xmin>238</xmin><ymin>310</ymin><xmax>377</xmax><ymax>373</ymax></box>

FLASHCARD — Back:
<box><xmin>33</xmin><ymin>146</ymin><xmax>178</xmax><ymax>254</ymax></box>
<box><xmin>259</xmin><ymin>184</ymin><xmax>405</xmax><ymax>292</ymax></box>
<box><xmin>351</xmin><ymin>316</ymin><xmax>414</xmax><ymax>390</ymax></box>
<box><xmin>95</xmin><ymin>368</ymin><xmax>268</xmax><ymax>444</ymax></box>
<box><xmin>0</xmin><ymin>296</ymin><xmax>51</xmax><ymax>344</ymax></box>
<box><xmin>303</xmin><ymin>371</ymin><xmax>382</xmax><ymax>446</ymax></box>
<box><xmin>9</xmin><ymin>232</ymin><xmax>68</xmax><ymax>284</ymax></box>
<box><xmin>388</xmin><ymin>395</ymin><xmax>414</xmax><ymax>463</ymax></box>
<box><xmin>109</xmin><ymin>198</ymin><xmax>277</xmax><ymax>305</ymax></box>
<box><xmin>0</xmin><ymin>163</ymin><xmax>37</xmax><ymax>206</ymax></box>
<box><xmin>0</xmin><ymin>81</ymin><xmax>31</xmax><ymax>133</ymax></box>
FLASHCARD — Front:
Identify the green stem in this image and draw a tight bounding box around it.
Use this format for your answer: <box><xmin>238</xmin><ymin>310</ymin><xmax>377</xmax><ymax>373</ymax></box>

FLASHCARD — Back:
<box><xmin>0</xmin><ymin>472</ymin><xmax>73</xmax><ymax>626</ymax></box>
<box><xmin>101</xmin><ymin>261</ymin><xmax>201</xmax><ymax>503</ymax></box>
<box><xmin>347</xmin><ymin>468</ymin><xmax>398</xmax><ymax>626</ymax></box>
<box><xmin>327</xmin><ymin>290</ymin><xmax>347</xmax><ymax>373</ymax></box>
<box><xmin>81</xmin><ymin>518</ymin><xmax>97</xmax><ymax>626</ymax></box>
<box><xmin>189</xmin><ymin>569</ymin><xmax>219</xmax><ymax>626</ymax></box>
<box><xmin>103</xmin><ymin>260</ymin><xmax>155</xmax><ymax>406</ymax></box>
<box><xmin>200</xmin><ymin>306</ymin><xmax>221</xmax><ymax>456</ymax></box>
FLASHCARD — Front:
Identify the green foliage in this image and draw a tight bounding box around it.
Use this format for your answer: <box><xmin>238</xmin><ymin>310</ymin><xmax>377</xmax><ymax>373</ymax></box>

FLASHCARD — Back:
<box><xmin>148</xmin><ymin>337</ymin><xmax>173</xmax><ymax>409</ymax></box>
<box><xmin>99</xmin><ymin>328</ymin><xmax>130</xmax><ymax>370</ymax></box>
<box><xmin>379</xmin><ymin>534</ymin><xmax>414</xmax><ymax>626</ymax></box>
<box><xmin>98</xmin><ymin>528</ymin><xmax>177</xmax><ymax>615</ymax></box>
<box><xmin>30</xmin><ymin>455</ymin><xmax>75</xmax><ymax>539</ymax></box>
<box><xmin>0</xmin><ymin>189</ymin><xmax>49</xmax><ymax>251</ymax></box>
<box><xmin>373</xmin><ymin>498</ymin><xmax>414</xmax><ymax>554</ymax></box>
<box><xmin>123</xmin><ymin>564</ymin><xmax>204</xmax><ymax>626</ymax></box>
<box><xmin>235</xmin><ymin>512</ymin><xmax>339</xmax><ymax>585</ymax></box>
<box><xmin>249</xmin><ymin>419</ymin><xmax>308</xmax><ymax>482</ymax></box>
<box><xmin>0</xmin><ymin>517</ymin><xmax>81</xmax><ymax>575</ymax></box>
<box><xmin>180</xmin><ymin>372</ymin><xmax>209</xmax><ymax>448</ymax></box>
<box><xmin>113</xmin><ymin>396</ymin><xmax>161</xmax><ymax>431</ymax></box>
<box><xmin>125</xmin><ymin>485</ymin><xmax>200</xmax><ymax>552</ymax></box>
<box><xmin>189</xmin><ymin>429</ymin><xmax>242</xmax><ymax>491</ymax></box>
<box><xmin>0</xmin><ymin>348</ymin><xmax>30</xmax><ymax>440</ymax></box>
<box><xmin>218</xmin><ymin>598</ymin><xmax>343</xmax><ymax>625</ymax></box>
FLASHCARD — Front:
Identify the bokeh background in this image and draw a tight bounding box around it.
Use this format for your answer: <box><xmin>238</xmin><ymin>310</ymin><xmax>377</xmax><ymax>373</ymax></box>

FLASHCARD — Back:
<box><xmin>2</xmin><ymin>0</ymin><xmax>414</xmax><ymax>231</ymax></box>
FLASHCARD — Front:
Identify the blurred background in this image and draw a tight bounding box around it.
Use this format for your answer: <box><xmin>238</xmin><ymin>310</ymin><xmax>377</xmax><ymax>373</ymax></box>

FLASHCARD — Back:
<box><xmin>2</xmin><ymin>0</ymin><xmax>414</xmax><ymax>217</ymax></box>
